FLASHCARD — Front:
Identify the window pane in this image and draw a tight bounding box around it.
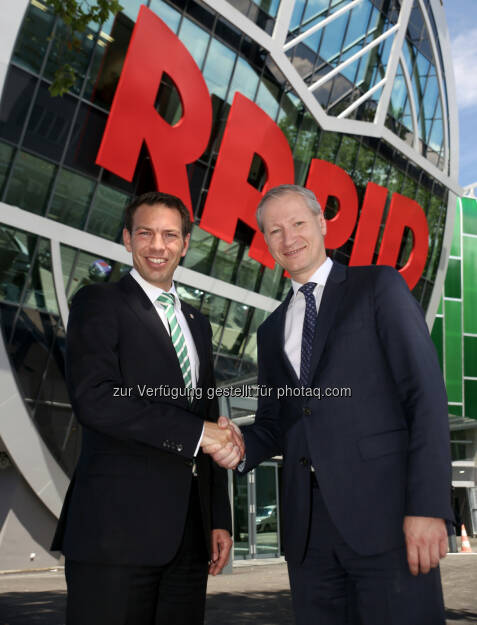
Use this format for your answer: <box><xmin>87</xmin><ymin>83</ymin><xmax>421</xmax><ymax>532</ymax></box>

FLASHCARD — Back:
<box><xmin>0</xmin><ymin>67</ymin><xmax>37</xmax><ymax>145</ymax></box>
<box><xmin>47</xmin><ymin>169</ymin><xmax>95</xmax><ymax>229</ymax></box>
<box><xmin>0</xmin><ymin>141</ymin><xmax>14</xmax><ymax>196</ymax></box>
<box><xmin>65</xmin><ymin>104</ymin><xmax>107</xmax><ymax>177</ymax></box>
<box><xmin>201</xmin><ymin>293</ymin><xmax>228</xmax><ymax>350</ymax></box>
<box><xmin>86</xmin><ymin>184</ymin><xmax>129</xmax><ymax>241</ymax></box>
<box><xmin>202</xmin><ymin>39</ymin><xmax>236</xmax><ymax>100</ymax></box>
<box><xmin>211</xmin><ymin>240</ymin><xmax>241</xmax><ymax>283</ymax></box>
<box><xmin>12</xmin><ymin>2</ymin><xmax>55</xmax><ymax>74</ymax></box>
<box><xmin>22</xmin><ymin>238</ymin><xmax>58</xmax><ymax>314</ymax></box>
<box><xmin>182</xmin><ymin>226</ymin><xmax>217</xmax><ymax>274</ymax></box>
<box><xmin>178</xmin><ymin>18</ymin><xmax>210</xmax><ymax>68</ymax></box>
<box><xmin>23</xmin><ymin>81</ymin><xmax>77</xmax><ymax>162</ymax></box>
<box><xmin>5</xmin><ymin>151</ymin><xmax>56</xmax><ymax>215</ymax></box>
<box><xmin>0</xmin><ymin>225</ymin><xmax>32</xmax><ymax>305</ymax></box>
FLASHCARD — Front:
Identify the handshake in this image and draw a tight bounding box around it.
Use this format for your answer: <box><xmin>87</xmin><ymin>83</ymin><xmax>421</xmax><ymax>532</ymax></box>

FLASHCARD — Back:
<box><xmin>200</xmin><ymin>417</ymin><xmax>244</xmax><ymax>469</ymax></box>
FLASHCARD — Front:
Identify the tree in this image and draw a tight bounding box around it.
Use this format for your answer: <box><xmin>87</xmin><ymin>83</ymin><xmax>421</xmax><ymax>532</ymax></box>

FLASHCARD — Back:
<box><xmin>45</xmin><ymin>0</ymin><xmax>123</xmax><ymax>97</ymax></box>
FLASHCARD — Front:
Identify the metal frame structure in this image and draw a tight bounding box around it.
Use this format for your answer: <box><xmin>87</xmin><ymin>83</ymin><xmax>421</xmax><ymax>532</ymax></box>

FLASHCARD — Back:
<box><xmin>0</xmin><ymin>0</ymin><xmax>461</xmax><ymax>520</ymax></box>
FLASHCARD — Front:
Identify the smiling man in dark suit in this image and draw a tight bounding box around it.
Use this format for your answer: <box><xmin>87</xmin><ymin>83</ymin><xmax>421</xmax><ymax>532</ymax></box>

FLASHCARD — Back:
<box><xmin>214</xmin><ymin>184</ymin><xmax>453</xmax><ymax>625</ymax></box>
<box><xmin>52</xmin><ymin>191</ymin><xmax>242</xmax><ymax>625</ymax></box>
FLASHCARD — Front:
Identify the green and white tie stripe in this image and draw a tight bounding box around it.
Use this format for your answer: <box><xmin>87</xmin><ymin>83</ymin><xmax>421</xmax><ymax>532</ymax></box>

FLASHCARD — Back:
<box><xmin>157</xmin><ymin>292</ymin><xmax>193</xmax><ymax>390</ymax></box>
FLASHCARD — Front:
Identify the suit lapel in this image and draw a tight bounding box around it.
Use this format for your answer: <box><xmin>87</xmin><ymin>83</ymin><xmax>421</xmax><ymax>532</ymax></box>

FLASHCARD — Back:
<box><xmin>308</xmin><ymin>262</ymin><xmax>347</xmax><ymax>382</ymax></box>
<box><xmin>118</xmin><ymin>275</ymin><xmax>182</xmax><ymax>377</ymax></box>
<box><xmin>276</xmin><ymin>288</ymin><xmax>301</xmax><ymax>386</ymax></box>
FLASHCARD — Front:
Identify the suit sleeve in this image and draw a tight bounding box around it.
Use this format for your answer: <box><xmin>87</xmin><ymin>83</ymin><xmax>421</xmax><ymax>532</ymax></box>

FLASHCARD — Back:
<box><xmin>373</xmin><ymin>267</ymin><xmax>453</xmax><ymax>521</ymax></box>
<box><xmin>240</xmin><ymin>324</ymin><xmax>283</xmax><ymax>472</ymax></box>
<box><xmin>203</xmin><ymin>320</ymin><xmax>232</xmax><ymax>533</ymax></box>
<box><xmin>66</xmin><ymin>286</ymin><xmax>203</xmax><ymax>458</ymax></box>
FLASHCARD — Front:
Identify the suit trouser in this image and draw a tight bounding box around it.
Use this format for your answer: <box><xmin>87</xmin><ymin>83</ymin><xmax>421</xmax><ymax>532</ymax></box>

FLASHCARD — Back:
<box><xmin>287</xmin><ymin>479</ymin><xmax>446</xmax><ymax>625</ymax></box>
<box><xmin>65</xmin><ymin>480</ymin><xmax>209</xmax><ymax>625</ymax></box>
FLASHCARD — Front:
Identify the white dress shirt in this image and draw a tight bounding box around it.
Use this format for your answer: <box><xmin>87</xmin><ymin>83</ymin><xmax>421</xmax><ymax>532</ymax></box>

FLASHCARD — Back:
<box><xmin>284</xmin><ymin>257</ymin><xmax>333</xmax><ymax>379</ymax></box>
<box><xmin>130</xmin><ymin>269</ymin><xmax>203</xmax><ymax>453</ymax></box>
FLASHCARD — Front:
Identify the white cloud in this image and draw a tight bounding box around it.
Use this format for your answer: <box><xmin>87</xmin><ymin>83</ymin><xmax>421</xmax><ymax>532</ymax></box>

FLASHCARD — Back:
<box><xmin>450</xmin><ymin>28</ymin><xmax>477</xmax><ymax>110</ymax></box>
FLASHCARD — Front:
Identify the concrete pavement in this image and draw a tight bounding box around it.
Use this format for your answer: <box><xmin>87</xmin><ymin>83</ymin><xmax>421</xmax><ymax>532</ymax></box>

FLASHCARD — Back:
<box><xmin>1</xmin><ymin>548</ymin><xmax>477</xmax><ymax>624</ymax></box>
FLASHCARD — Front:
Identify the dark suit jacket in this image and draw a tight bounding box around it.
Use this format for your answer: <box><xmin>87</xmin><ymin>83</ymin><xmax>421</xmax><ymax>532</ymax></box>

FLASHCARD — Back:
<box><xmin>241</xmin><ymin>263</ymin><xmax>453</xmax><ymax>564</ymax></box>
<box><xmin>52</xmin><ymin>274</ymin><xmax>231</xmax><ymax>566</ymax></box>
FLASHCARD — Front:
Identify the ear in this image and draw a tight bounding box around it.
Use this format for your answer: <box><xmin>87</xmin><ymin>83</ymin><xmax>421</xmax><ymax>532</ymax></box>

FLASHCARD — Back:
<box><xmin>123</xmin><ymin>228</ymin><xmax>132</xmax><ymax>252</ymax></box>
<box><xmin>319</xmin><ymin>211</ymin><xmax>327</xmax><ymax>237</ymax></box>
<box><xmin>181</xmin><ymin>232</ymin><xmax>191</xmax><ymax>258</ymax></box>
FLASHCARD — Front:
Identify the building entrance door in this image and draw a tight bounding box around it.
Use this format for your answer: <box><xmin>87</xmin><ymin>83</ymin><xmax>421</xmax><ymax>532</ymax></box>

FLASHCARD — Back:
<box><xmin>232</xmin><ymin>461</ymin><xmax>281</xmax><ymax>559</ymax></box>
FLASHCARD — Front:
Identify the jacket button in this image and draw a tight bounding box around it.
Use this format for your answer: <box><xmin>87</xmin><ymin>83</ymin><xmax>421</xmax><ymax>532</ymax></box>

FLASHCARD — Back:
<box><xmin>299</xmin><ymin>457</ymin><xmax>309</xmax><ymax>467</ymax></box>
<box><xmin>177</xmin><ymin>444</ymin><xmax>183</xmax><ymax>453</ymax></box>
<box><xmin>303</xmin><ymin>407</ymin><xmax>311</xmax><ymax>416</ymax></box>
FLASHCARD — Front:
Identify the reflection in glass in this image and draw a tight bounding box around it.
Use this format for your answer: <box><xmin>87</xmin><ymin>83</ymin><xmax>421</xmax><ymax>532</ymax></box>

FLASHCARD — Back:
<box><xmin>211</xmin><ymin>240</ymin><xmax>241</xmax><ymax>283</ymax></box>
<box><xmin>47</xmin><ymin>168</ymin><xmax>95</xmax><ymax>229</ymax></box>
<box><xmin>86</xmin><ymin>184</ymin><xmax>129</xmax><ymax>241</ymax></box>
<box><xmin>255</xmin><ymin>464</ymin><xmax>279</xmax><ymax>556</ymax></box>
<box><xmin>220</xmin><ymin>301</ymin><xmax>252</xmax><ymax>356</ymax></box>
<box><xmin>12</xmin><ymin>2</ymin><xmax>55</xmax><ymax>74</ymax></box>
<box><xmin>202</xmin><ymin>39</ymin><xmax>236</xmax><ymax>100</ymax></box>
<box><xmin>233</xmin><ymin>471</ymin><xmax>250</xmax><ymax>558</ymax></box>
<box><xmin>183</xmin><ymin>226</ymin><xmax>217</xmax><ymax>275</ymax></box>
<box><xmin>175</xmin><ymin>283</ymin><xmax>204</xmax><ymax>311</ymax></box>
<box><xmin>0</xmin><ymin>226</ymin><xmax>32</xmax><ymax>305</ymax></box>
<box><xmin>0</xmin><ymin>67</ymin><xmax>37</xmax><ymax>146</ymax></box>
<box><xmin>178</xmin><ymin>18</ymin><xmax>210</xmax><ymax>68</ymax></box>
<box><xmin>0</xmin><ymin>142</ymin><xmax>14</xmax><ymax>196</ymax></box>
<box><xmin>200</xmin><ymin>293</ymin><xmax>228</xmax><ymax>350</ymax></box>
<box><xmin>5</xmin><ymin>151</ymin><xmax>56</xmax><ymax>215</ymax></box>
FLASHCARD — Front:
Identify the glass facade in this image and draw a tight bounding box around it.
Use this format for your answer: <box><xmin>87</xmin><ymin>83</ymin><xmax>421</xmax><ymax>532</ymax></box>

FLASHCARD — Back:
<box><xmin>0</xmin><ymin>0</ymin><xmax>457</xmax><ymax>498</ymax></box>
<box><xmin>431</xmin><ymin>195</ymin><xmax>477</xmax><ymax>431</ymax></box>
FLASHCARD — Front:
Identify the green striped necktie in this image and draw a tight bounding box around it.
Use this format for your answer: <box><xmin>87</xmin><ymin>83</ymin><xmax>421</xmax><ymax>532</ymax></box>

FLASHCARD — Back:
<box><xmin>157</xmin><ymin>292</ymin><xmax>193</xmax><ymax>391</ymax></box>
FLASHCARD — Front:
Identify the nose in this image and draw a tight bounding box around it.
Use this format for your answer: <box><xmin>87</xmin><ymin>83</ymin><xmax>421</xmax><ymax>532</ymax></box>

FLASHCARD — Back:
<box><xmin>282</xmin><ymin>226</ymin><xmax>296</xmax><ymax>248</ymax></box>
<box><xmin>149</xmin><ymin>232</ymin><xmax>165</xmax><ymax>251</ymax></box>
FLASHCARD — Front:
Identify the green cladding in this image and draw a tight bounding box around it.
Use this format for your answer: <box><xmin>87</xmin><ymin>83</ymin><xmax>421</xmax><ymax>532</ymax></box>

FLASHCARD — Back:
<box><xmin>433</xmin><ymin>195</ymin><xmax>477</xmax><ymax>420</ymax></box>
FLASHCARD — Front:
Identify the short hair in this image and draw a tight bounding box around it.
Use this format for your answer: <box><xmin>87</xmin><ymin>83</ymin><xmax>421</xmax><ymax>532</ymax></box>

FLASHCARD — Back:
<box><xmin>124</xmin><ymin>191</ymin><xmax>192</xmax><ymax>238</ymax></box>
<box><xmin>256</xmin><ymin>184</ymin><xmax>322</xmax><ymax>233</ymax></box>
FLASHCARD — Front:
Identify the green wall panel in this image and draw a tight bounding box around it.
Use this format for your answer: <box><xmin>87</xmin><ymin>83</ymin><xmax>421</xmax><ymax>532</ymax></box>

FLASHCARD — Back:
<box><xmin>444</xmin><ymin>300</ymin><xmax>462</xmax><ymax>403</ymax></box>
<box><xmin>462</xmin><ymin>197</ymin><xmax>477</xmax><ymax>235</ymax></box>
<box><xmin>463</xmin><ymin>236</ymin><xmax>477</xmax><ymax>334</ymax></box>
<box><xmin>444</xmin><ymin>258</ymin><xmax>461</xmax><ymax>299</ymax></box>
<box><xmin>431</xmin><ymin>316</ymin><xmax>443</xmax><ymax>371</ymax></box>
<box><xmin>449</xmin><ymin>404</ymin><xmax>462</xmax><ymax>416</ymax></box>
<box><xmin>450</xmin><ymin>201</ymin><xmax>461</xmax><ymax>257</ymax></box>
<box><xmin>464</xmin><ymin>380</ymin><xmax>477</xmax><ymax>420</ymax></box>
<box><xmin>464</xmin><ymin>336</ymin><xmax>477</xmax><ymax>378</ymax></box>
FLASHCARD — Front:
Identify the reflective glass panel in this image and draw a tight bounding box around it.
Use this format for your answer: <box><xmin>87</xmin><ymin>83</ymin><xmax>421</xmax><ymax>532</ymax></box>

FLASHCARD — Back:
<box><xmin>47</xmin><ymin>169</ymin><xmax>95</xmax><ymax>229</ymax></box>
<box><xmin>0</xmin><ymin>225</ymin><xmax>32</xmax><ymax>306</ymax></box>
<box><xmin>86</xmin><ymin>184</ymin><xmax>129</xmax><ymax>242</ymax></box>
<box><xmin>5</xmin><ymin>151</ymin><xmax>56</xmax><ymax>215</ymax></box>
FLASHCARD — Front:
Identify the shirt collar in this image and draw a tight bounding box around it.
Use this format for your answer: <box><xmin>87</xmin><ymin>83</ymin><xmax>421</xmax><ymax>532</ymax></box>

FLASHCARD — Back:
<box><xmin>290</xmin><ymin>257</ymin><xmax>333</xmax><ymax>296</ymax></box>
<box><xmin>130</xmin><ymin>268</ymin><xmax>181</xmax><ymax>309</ymax></box>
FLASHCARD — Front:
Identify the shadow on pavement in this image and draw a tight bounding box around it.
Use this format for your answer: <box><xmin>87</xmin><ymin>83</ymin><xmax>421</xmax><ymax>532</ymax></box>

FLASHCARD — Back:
<box><xmin>445</xmin><ymin>609</ymin><xmax>477</xmax><ymax>623</ymax></box>
<box><xmin>0</xmin><ymin>591</ymin><xmax>66</xmax><ymax>624</ymax></box>
<box><xmin>206</xmin><ymin>590</ymin><xmax>293</xmax><ymax>625</ymax></box>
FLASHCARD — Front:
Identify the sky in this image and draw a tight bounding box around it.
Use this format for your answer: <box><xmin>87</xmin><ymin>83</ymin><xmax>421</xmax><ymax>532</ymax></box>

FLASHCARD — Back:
<box><xmin>443</xmin><ymin>0</ymin><xmax>477</xmax><ymax>188</ymax></box>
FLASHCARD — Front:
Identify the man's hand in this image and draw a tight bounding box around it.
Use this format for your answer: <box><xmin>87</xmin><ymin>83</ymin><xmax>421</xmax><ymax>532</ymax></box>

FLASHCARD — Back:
<box><xmin>209</xmin><ymin>529</ymin><xmax>233</xmax><ymax>575</ymax></box>
<box><xmin>200</xmin><ymin>420</ymin><xmax>236</xmax><ymax>454</ymax></box>
<box><xmin>403</xmin><ymin>516</ymin><xmax>448</xmax><ymax>576</ymax></box>
<box><xmin>203</xmin><ymin>417</ymin><xmax>244</xmax><ymax>469</ymax></box>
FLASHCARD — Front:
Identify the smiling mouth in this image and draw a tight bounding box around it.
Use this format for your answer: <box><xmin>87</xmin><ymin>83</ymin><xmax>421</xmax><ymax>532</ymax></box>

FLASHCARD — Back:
<box><xmin>283</xmin><ymin>246</ymin><xmax>306</xmax><ymax>257</ymax></box>
<box><xmin>147</xmin><ymin>258</ymin><xmax>167</xmax><ymax>265</ymax></box>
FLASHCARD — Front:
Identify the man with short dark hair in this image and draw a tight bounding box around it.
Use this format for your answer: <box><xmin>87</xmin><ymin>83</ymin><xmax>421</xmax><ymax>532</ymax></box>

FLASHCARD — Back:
<box><xmin>214</xmin><ymin>184</ymin><xmax>453</xmax><ymax>625</ymax></box>
<box><xmin>52</xmin><ymin>191</ymin><xmax>241</xmax><ymax>625</ymax></box>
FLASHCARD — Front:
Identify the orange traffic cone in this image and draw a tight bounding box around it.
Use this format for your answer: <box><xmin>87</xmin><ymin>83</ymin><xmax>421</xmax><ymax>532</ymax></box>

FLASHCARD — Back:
<box><xmin>461</xmin><ymin>524</ymin><xmax>473</xmax><ymax>553</ymax></box>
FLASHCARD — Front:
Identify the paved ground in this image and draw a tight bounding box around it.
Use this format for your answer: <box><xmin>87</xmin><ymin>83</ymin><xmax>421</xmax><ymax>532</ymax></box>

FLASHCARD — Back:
<box><xmin>1</xmin><ymin>545</ymin><xmax>477</xmax><ymax>624</ymax></box>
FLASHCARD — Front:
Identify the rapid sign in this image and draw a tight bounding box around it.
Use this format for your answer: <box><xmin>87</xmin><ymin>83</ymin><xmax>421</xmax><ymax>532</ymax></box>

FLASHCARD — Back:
<box><xmin>96</xmin><ymin>5</ymin><xmax>429</xmax><ymax>290</ymax></box>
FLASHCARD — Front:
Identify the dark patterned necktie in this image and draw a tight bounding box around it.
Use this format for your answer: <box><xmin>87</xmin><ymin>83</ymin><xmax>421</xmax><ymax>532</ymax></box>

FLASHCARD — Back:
<box><xmin>299</xmin><ymin>282</ymin><xmax>317</xmax><ymax>386</ymax></box>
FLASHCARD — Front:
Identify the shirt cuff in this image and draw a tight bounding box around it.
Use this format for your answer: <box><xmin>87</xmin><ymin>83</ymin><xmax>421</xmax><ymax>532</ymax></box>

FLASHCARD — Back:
<box><xmin>194</xmin><ymin>423</ymin><xmax>204</xmax><ymax>457</ymax></box>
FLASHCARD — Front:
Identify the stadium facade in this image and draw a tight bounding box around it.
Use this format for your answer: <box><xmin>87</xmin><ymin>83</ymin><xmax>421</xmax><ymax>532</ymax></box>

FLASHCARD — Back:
<box><xmin>0</xmin><ymin>0</ymin><xmax>468</xmax><ymax>569</ymax></box>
